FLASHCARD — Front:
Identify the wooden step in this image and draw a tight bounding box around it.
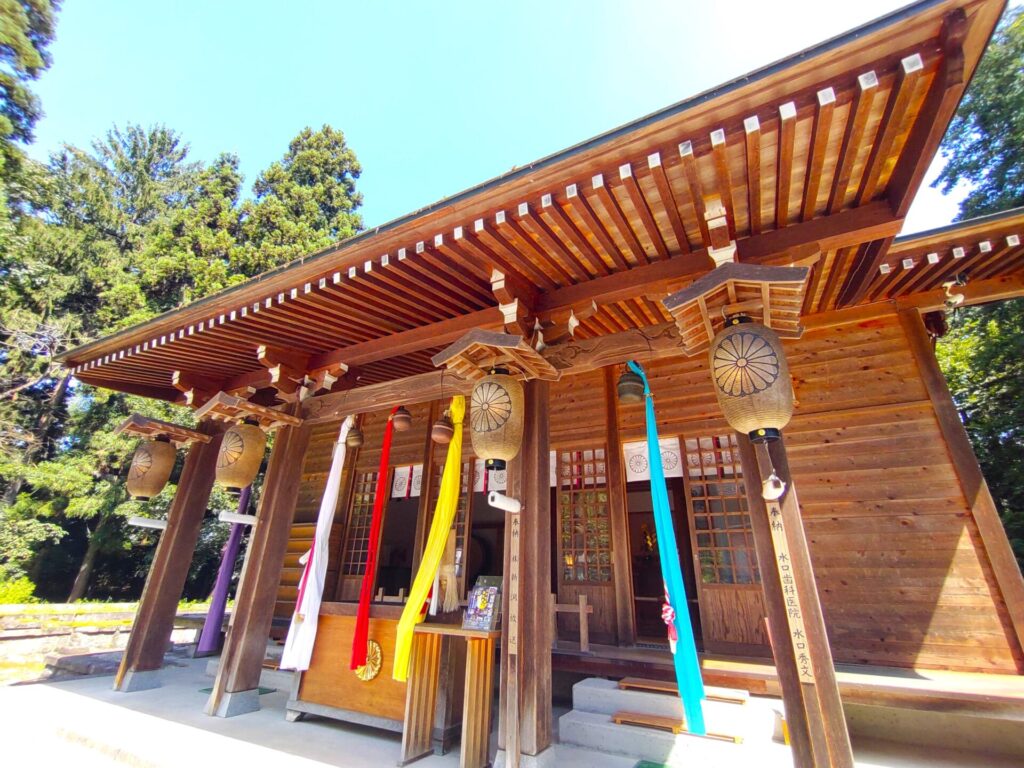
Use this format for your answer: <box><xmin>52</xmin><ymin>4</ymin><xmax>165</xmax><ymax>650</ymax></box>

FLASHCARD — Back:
<box><xmin>618</xmin><ymin>676</ymin><xmax>749</xmax><ymax>705</ymax></box>
<box><xmin>611</xmin><ymin>711</ymin><xmax>742</xmax><ymax>743</ymax></box>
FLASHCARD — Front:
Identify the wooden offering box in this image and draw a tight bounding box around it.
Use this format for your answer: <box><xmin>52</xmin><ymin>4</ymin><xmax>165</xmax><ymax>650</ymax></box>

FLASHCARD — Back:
<box><xmin>287</xmin><ymin>602</ymin><xmax>466</xmax><ymax>750</ymax></box>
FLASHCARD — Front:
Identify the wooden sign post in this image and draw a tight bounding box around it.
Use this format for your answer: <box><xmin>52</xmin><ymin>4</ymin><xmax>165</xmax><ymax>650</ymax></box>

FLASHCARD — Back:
<box><xmin>505</xmin><ymin>509</ymin><xmax>522</xmax><ymax>767</ymax></box>
<box><xmin>740</xmin><ymin>437</ymin><xmax>854</xmax><ymax>768</ymax></box>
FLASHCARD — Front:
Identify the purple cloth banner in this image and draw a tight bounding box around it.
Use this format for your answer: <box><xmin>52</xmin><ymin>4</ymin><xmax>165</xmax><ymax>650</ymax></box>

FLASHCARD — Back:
<box><xmin>196</xmin><ymin>486</ymin><xmax>251</xmax><ymax>655</ymax></box>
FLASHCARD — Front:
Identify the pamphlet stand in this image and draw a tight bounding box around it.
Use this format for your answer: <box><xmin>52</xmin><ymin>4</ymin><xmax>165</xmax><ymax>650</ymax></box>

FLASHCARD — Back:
<box><xmin>400</xmin><ymin>624</ymin><xmax>501</xmax><ymax>768</ymax></box>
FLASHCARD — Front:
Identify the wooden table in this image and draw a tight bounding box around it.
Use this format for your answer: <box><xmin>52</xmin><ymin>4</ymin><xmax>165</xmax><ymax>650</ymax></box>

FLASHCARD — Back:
<box><xmin>400</xmin><ymin>624</ymin><xmax>500</xmax><ymax>768</ymax></box>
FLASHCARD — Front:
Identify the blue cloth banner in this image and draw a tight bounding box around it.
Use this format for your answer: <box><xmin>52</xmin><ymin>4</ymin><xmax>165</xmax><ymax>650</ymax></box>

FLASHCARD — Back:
<box><xmin>627</xmin><ymin>360</ymin><xmax>706</xmax><ymax>735</ymax></box>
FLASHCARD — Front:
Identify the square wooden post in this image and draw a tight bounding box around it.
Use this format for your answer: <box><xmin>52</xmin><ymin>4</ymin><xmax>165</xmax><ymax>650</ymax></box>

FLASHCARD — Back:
<box><xmin>604</xmin><ymin>366</ymin><xmax>636</xmax><ymax>645</ymax></box>
<box><xmin>206</xmin><ymin>407</ymin><xmax>312</xmax><ymax>717</ymax></box>
<box><xmin>738</xmin><ymin>434</ymin><xmax>854</xmax><ymax>768</ymax></box>
<box><xmin>497</xmin><ymin>378</ymin><xmax>552</xmax><ymax>767</ymax></box>
<box><xmin>113</xmin><ymin>419</ymin><xmax>225</xmax><ymax>692</ymax></box>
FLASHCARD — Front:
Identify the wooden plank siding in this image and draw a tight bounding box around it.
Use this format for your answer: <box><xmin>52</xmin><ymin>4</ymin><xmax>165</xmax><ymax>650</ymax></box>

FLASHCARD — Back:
<box><xmin>279</xmin><ymin>310</ymin><xmax>1022</xmax><ymax>673</ymax></box>
<box><xmin>606</xmin><ymin>309</ymin><xmax>1022</xmax><ymax>672</ymax></box>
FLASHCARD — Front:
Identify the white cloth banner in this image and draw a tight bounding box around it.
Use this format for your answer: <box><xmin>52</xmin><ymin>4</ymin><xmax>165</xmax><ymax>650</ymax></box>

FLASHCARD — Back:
<box><xmin>280</xmin><ymin>416</ymin><xmax>353</xmax><ymax>671</ymax></box>
<box><xmin>391</xmin><ymin>464</ymin><xmax>423</xmax><ymax>499</ymax></box>
<box><xmin>622</xmin><ymin>437</ymin><xmax>683</xmax><ymax>483</ymax></box>
<box><xmin>472</xmin><ymin>459</ymin><xmax>507</xmax><ymax>493</ymax></box>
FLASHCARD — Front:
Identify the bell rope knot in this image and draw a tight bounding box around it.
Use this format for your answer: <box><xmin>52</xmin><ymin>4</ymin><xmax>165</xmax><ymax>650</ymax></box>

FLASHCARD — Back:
<box><xmin>661</xmin><ymin>593</ymin><xmax>678</xmax><ymax>642</ymax></box>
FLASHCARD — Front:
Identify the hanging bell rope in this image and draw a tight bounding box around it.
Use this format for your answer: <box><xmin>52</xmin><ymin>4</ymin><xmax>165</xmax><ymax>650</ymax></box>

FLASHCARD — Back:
<box><xmin>350</xmin><ymin>406</ymin><xmax>399</xmax><ymax>671</ymax></box>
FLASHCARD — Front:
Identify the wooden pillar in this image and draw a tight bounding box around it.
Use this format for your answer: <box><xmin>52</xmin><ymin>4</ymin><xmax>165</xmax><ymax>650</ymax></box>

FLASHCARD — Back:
<box><xmin>206</xmin><ymin>407</ymin><xmax>312</xmax><ymax>717</ymax></box>
<box><xmin>114</xmin><ymin>419</ymin><xmax>225</xmax><ymax>692</ymax></box>
<box><xmin>412</xmin><ymin>399</ymin><xmax>441</xmax><ymax>575</ymax></box>
<box><xmin>498</xmin><ymin>379</ymin><xmax>552</xmax><ymax>766</ymax></box>
<box><xmin>738</xmin><ymin>435</ymin><xmax>854</xmax><ymax>768</ymax></box>
<box><xmin>899</xmin><ymin>308</ymin><xmax>1024</xmax><ymax>661</ymax></box>
<box><xmin>604</xmin><ymin>367</ymin><xmax>636</xmax><ymax>645</ymax></box>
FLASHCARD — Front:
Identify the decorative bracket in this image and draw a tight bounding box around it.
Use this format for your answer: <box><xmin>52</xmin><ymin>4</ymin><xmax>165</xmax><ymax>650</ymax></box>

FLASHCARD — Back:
<box><xmin>662</xmin><ymin>262</ymin><xmax>811</xmax><ymax>356</ymax></box>
<box><xmin>704</xmin><ymin>195</ymin><xmax>737</xmax><ymax>268</ymax></box>
<box><xmin>193</xmin><ymin>391</ymin><xmax>304</xmax><ymax>430</ymax></box>
<box><xmin>432</xmin><ymin>329</ymin><xmax>561</xmax><ymax>382</ymax></box>
<box><xmin>114</xmin><ymin>413</ymin><xmax>211</xmax><ymax>447</ymax></box>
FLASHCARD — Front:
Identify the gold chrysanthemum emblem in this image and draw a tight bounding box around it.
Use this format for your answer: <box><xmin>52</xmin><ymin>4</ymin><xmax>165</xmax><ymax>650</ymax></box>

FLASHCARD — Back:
<box><xmin>713</xmin><ymin>331</ymin><xmax>780</xmax><ymax>396</ymax></box>
<box><xmin>355</xmin><ymin>639</ymin><xmax>382</xmax><ymax>681</ymax></box>
<box><xmin>218</xmin><ymin>430</ymin><xmax>245</xmax><ymax>468</ymax></box>
<box><xmin>129</xmin><ymin>446</ymin><xmax>154</xmax><ymax>479</ymax></box>
<box><xmin>471</xmin><ymin>381</ymin><xmax>513</xmax><ymax>433</ymax></box>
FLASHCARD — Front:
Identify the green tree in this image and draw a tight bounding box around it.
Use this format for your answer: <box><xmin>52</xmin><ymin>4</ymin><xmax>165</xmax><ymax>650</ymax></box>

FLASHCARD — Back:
<box><xmin>2</xmin><ymin>114</ymin><xmax>365</xmax><ymax>599</ymax></box>
<box><xmin>933</xmin><ymin>6</ymin><xmax>1024</xmax><ymax>571</ymax></box>
<box><xmin>0</xmin><ymin>0</ymin><xmax>60</xmax><ymax>187</ymax></box>
<box><xmin>936</xmin><ymin>300</ymin><xmax>1024</xmax><ymax>564</ymax></box>
<box><xmin>934</xmin><ymin>8</ymin><xmax>1024</xmax><ymax>217</ymax></box>
<box><xmin>239</xmin><ymin>125</ymin><xmax>362</xmax><ymax>274</ymax></box>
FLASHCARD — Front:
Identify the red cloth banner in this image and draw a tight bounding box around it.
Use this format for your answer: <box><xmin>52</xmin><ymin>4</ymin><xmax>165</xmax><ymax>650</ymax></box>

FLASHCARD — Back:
<box><xmin>350</xmin><ymin>406</ymin><xmax>398</xmax><ymax>670</ymax></box>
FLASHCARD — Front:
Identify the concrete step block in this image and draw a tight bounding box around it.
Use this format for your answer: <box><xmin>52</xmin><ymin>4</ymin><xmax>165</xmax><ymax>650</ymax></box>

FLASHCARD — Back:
<box><xmin>557</xmin><ymin>709</ymin><xmax>792</xmax><ymax>767</ymax></box>
<box><xmin>570</xmin><ymin>678</ymin><xmax>770</xmax><ymax>735</ymax></box>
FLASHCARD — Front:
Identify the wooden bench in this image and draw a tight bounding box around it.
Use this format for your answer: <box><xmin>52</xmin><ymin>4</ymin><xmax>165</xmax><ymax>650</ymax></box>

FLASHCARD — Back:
<box><xmin>551</xmin><ymin>594</ymin><xmax>593</xmax><ymax>653</ymax></box>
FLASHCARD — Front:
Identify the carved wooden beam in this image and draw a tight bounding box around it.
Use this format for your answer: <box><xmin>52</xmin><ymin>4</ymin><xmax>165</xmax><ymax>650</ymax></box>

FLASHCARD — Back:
<box><xmin>171</xmin><ymin>370</ymin><xmax>217</xmax><ymax>408</ymax></box>
<box><xmin>491</xmin><ymin>268</ymin><xmax>536</xmax><ymax>337</ymax></box>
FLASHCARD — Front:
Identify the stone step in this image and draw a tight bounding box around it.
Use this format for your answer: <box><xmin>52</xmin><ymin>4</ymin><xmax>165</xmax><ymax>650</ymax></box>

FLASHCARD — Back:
<box><xmin>570</xmin><ymin>677</ymin><xmax>772</xmax><ymax>736</ymax></box>
<box><xmin>557</xmin><ymin>709</ymin><xmax>794</xmax><ymax>768</ymax></box>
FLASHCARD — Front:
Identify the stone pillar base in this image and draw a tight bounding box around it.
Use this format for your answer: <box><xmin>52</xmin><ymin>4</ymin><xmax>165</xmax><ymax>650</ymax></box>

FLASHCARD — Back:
<box><xmin>115</xmin><ymin>669</ymin><xmax>161</xmax><ymax>692</ymax></box>
<box><xmin>209</xmin><ymin>688</ymin><xmax>261</xmax><ymax>718</ymax></box>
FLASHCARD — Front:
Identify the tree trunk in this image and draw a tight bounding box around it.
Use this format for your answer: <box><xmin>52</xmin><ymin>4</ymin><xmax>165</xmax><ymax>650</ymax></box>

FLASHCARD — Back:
<box><xmin>2</xmin><ymin>372</ymin><xmax>72</xmax><ymax>507</ymax></box>
<box><xmin>67</xmin><ymin>520</ymin><xmax>104</xmax><ymax>602</ymax></box>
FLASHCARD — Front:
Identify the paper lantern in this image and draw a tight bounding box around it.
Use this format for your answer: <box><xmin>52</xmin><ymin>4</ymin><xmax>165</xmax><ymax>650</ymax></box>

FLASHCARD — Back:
<box><xmin>470</xmin><ymin>369</ymin><xmax>524</xmax><ymax>470</ymax></box>
<box><xmin>617</xmin><ymin>368</ymin><xmax>645</xmax><ymax>404</ymax></box>
<box><xmin>392</xmin><ymin>405</ymin><xmax>413</xmax><ymax>431</ymax></box>
<box><xmin>431</xmin><ymin>412</ymin><xmax>454</xmax><ymax>444</ymax></box>
<box><xmin>127</xmin><ymin>439</ymin><xmax>176</xmax><ymax>500</ymax></box>
<box><xmin>708</xmin><ymin>317</ymin><xmax>794</xmax><ymax>442</ymax></box>
<box><xmin>216</xmin><ymin>422</ymin><xmax>267</xmax><ymax>490</ymax></box>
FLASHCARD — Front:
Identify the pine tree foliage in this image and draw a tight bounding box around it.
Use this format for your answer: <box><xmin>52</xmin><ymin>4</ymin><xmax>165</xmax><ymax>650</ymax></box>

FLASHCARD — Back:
<box><xmin>934</xmin><ymin>6</ymin><xmax>1024</xmax><ymax>571</ymax></box>
<box><xmin>0</xmin><ymin>2</ymin><xmax>364</xmax><ymax>598</ymax></box>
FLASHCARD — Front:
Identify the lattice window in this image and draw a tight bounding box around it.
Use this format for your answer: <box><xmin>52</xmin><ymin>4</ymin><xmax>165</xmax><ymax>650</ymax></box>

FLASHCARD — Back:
<box><xmin>684</xmin><ymin>434</ymin><xmax>759</xmax><ymax>585</ymax></box>
<box><xmin>341</xmin><ymin>470</ymin><xmax>380</xmax><ymax>577</ymax></box>
<box><xmin>426</xmin><ymin>460</ymin><xmax>473</xmax><ymax>594</ymax></box>
<box><xmin>557</xmin><ymin>447</ymin><xmax>612</xmax><ymax>584</ymax></box>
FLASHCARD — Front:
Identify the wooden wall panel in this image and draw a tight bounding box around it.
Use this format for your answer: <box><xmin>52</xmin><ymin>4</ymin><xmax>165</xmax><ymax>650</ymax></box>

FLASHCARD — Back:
<box><xmin>273</xmin><ymin>420</ymin><xmax>345</xmax><ymax>624</ymax></box>
<box><xmin>549</xmin><ymin>369</ymin><xmax>607</xmax><ymax>447</ymax></box>
<box><xmin>560</xmin><ymin>308</ymin><xmax>1022</xmax><ymax>672</ymax></box>
<box><xmin>788</xmin><ymin>312</ymin><xmax>1020</xmax><ymax>672</ymax></box>
<box><xmin>557</xmin><ymin>583</ymin><xmax>616</xmax><ymax>646</ymax></box>
<box><xmin>355</xmin><ymin>402</ymin><xmax>432</xmax><ymax>472</ymax></box>
<box><xmin>700</xmin><ymin>585</ymin><xmax>768</xmax><ymax>650</ymax></box>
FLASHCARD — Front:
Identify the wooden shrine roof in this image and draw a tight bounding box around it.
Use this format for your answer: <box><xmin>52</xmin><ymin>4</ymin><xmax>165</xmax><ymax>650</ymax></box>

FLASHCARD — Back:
<box><xmin>60</xmin><ymin>0</ymin><xmax>1009</xmax><ymax>405</ymax></box>
<box><xmin>862</xmin><ymin>206</ymin><xmax>1024</xmax><ymax>303</ymax></box>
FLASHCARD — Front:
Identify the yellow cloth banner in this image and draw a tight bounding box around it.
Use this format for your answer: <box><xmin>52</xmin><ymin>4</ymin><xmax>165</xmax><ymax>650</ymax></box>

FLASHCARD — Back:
<box><xmin>392</xmin><ymin>395</ymin><xmax>465</xmax><ymax>681</ymax></box>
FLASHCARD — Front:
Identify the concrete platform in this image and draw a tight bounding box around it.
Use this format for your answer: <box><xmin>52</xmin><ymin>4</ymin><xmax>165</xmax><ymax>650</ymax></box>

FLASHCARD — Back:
<box><xmin>0</xmin><ymin>657</ymin><xmax>1019</xmax><ymax>767</ymax></box>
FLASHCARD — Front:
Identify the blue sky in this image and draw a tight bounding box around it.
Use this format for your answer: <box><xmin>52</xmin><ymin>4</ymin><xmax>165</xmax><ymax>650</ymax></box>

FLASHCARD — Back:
<box><xmin>29</xmin><ymin>0</ymin><xmax>966</xmax><ymax>234</ymax></box>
